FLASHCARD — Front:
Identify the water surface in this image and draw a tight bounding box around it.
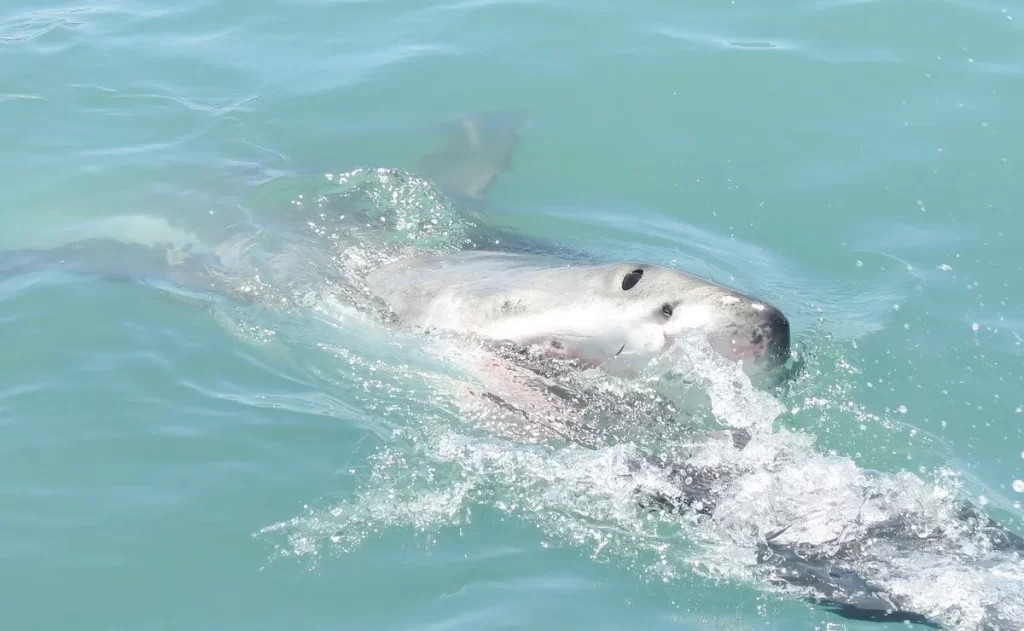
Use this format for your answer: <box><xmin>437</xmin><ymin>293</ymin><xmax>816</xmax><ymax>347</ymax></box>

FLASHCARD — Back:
<box><xmin>2</xmin><ymin>0</ymin><xmax>1024</xmax><ymax>629</ymax></box>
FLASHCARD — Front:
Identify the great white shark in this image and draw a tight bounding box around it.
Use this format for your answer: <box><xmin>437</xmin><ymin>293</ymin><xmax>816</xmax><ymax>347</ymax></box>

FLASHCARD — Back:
<box><xmin>1</xmin><ymin>111</ymin><xmax>1021</xmax><ymax>629</ymax></box>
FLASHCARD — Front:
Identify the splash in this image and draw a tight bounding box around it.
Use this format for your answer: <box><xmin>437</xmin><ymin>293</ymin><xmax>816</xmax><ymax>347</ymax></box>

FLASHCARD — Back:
<box><xmin>257</xmin><ymin>316</ymin><xmax>1024</xmax><ymax>628</ymax></box>
<box><xmin>201</xmin><ymin>167</ymin><xmax>483</xmax><ymax>342</ymax></box>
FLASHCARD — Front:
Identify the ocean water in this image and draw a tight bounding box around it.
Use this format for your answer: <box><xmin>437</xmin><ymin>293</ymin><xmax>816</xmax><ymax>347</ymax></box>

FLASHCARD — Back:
<box><xmin>3</xmin><ymin>0</ymin><xmax>1024</xmax><ymax>629</ymax></box>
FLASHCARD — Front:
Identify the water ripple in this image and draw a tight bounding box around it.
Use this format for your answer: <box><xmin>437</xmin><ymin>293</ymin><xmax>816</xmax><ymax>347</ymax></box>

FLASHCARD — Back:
<box><xmin>0</xmin><ymin>6</ymin><xmax>89</xmax><ymax>45</ymax></box>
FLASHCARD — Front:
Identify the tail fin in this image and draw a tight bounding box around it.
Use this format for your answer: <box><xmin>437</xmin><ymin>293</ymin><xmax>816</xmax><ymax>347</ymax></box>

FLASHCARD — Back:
<box><xmin>416</xmin><ymin>109</ymin><xmax>527</xmax><ymax>202</ymax></box>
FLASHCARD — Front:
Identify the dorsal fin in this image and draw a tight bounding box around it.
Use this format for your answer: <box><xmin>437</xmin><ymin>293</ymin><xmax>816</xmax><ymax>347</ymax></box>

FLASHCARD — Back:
<box><xmin>416</xmin><ymin>109</ymin><xmax>527</xmax><ymax>201</ymax></box>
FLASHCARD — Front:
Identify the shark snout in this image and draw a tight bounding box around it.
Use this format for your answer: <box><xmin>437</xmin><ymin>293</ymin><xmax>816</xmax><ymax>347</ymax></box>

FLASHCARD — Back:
<box><xmin>707</xmin><ymin>303</ymin><xmax>791</xmax><ymax>369</ymax></box>
<box><xmin>761</xmin><ymin>304</ymin><xmax>791</xmax><ymax>364</ymax></box>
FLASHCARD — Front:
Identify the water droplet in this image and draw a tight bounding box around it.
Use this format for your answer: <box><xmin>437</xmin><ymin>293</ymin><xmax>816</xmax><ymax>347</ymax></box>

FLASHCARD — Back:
<box><xmin>897</xmin><ymin>405</ymin><xmax>908</xmax><ymax>414</ymax></box>
<box><xmin>978</xmin><ymin>495</ymin><xmax>989</xmax><ymax>506</ymax></box>
<box><xmin>939</xmin><ymin>264</ymin><xmax>952</xmax><ymax>271</ymax></box>
<box><xmin>1013</xmin><ymin>480</ymin><xmax>1024</xmax><ymax>493</ymax></box>
<box><xmin>971</xmin><ymin>322</ymin><xmax>980</xmax><ymax>332</ymax></box>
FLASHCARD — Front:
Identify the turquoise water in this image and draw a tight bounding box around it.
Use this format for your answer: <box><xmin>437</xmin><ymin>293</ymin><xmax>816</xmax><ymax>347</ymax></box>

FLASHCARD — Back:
<box><xmin>3</xmin><ymin>0</ymin><xmax>1024</xmax><ymax>629</ymax></box>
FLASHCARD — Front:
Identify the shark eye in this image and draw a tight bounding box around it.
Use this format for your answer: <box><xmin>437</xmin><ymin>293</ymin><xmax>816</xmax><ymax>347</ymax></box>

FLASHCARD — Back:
<box><xmin>621</xmin><ymin>269</ymin><xmax>643</xmax><ymax>290</ymax></box>
<box><xmin>661</xmin><ymin>303</ymin><xmax>674</xmax><ymax>318</ymax></box>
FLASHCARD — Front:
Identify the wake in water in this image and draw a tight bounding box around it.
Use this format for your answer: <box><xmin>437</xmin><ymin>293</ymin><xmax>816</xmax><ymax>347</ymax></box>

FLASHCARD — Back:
<box><xmin>259</xmin><ymin>337</ymin><xmax>1024</xmax><ymax>629</ymax></box>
